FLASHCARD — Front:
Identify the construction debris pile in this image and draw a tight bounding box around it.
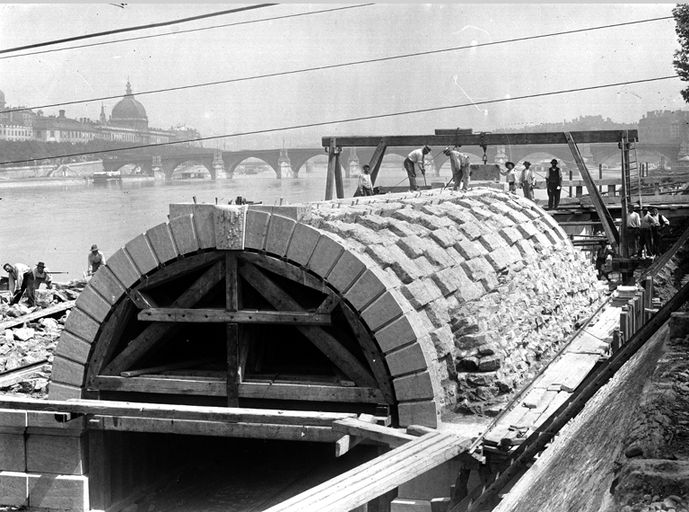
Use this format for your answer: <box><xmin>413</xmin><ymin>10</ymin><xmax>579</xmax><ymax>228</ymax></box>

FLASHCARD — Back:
<box><xmin>302</xmin><ymin>188</ymin><xmax>606</xmax><ymax>417</ymax></box>
<box><xmin>0</xmin><ymin>280</ymin><xmax>86</xmax><ymax>397</ymax></box>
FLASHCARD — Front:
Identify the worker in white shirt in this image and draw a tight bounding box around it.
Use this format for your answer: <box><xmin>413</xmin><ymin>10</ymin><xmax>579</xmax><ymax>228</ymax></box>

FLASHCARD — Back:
<box><xmin>626</xmin><ymin>205</ymin><xmax>641</xmax><ymax>257</ymax></box>
<box><xmin>357</xmin><ymin>164</ymin><xmax>374</xmax><ymax>196</ymax></box>
<box><xmin>403</xmin><ymin>145</ymin><xmax>431</xmax><ymax>191</ymax></box>
<box><xmin>520</xmin><ymin>161</ymin><xmax>536</xmax><ymax>201</ymax></box>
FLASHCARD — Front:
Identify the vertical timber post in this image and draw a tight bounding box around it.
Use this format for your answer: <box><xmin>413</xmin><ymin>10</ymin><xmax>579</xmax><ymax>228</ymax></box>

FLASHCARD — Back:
<box><xmin>368</xmin><ymin>141</ymin><xmax>388</xmax><ymax>187</ymax></box>
<box><xmin>226</xmin><ymin>253</ymin><xmax>239</xmax><ymax>406</ymax></box>
<box><xmin>334</xmin><ymin>145</ymin><xmax>344</xmax><ymax>199</ymax></box>
<box><xmin>325</xmin><ymin>139</ymin><xmax>337</xmax><ymax>200</ymax></box>
<box><xmin>619</xmin><ymin>133</ymin><xmax>630</xmax><ymax>259</ymax></box>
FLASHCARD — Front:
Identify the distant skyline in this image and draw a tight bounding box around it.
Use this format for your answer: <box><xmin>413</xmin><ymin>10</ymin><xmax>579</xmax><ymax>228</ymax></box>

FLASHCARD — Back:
<box><xmin>0</xmin><ymin>3</ymin><xmax>684</xmax><ymax>149</ymax></box>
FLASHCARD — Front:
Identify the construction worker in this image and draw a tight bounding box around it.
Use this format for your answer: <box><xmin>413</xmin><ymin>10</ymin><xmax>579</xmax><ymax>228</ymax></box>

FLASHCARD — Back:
<box><xmin>88</xmin><ymin>244</ymin><xmax>105</xmax><ymax>276</ymax></box>
<box><xmin>651</xmin><ymin>207</ymin><xmax>670</xmax><ymax>254</ymax></box>
<box><xmin>10</xmin><ymin>261</ymin><xmax>52</xmax><ymax>307</ymax></box>
<box><xmin>443</xmin><ymin>146</ymin><xmax>471</xmax><ymax>191</ymax></box>
<box><xmin>626</xmin><ymin>205</ymin><xmax>641</xmax><ymax>257</ymax></box>
<box><xmin>404</xmin><ymin>145</ymin><xmax>431</xmax><ymax>192</ymax></box>
<box><xmin>500</xmin><ymin>161</ymin><xmax>517</xmax><ymax>193</ymax></box>
<box><xmin>357</xmin><ymin>165</ymin><xmax>374</xmax><ymax>196</ymax></box>
<box><xmin>520</xmin><ymin>161</ymin><xmax>536</xmax><ymax>201</ymax></box>
<box><xmin>2</xmin><ymin>262</ymin><xmax>29</xmax><ymax>295</ymax></box>
<box><xmin>546</xmin><ymin>159</ymin><xmax>563</xmax><ymax>209</ymax></box>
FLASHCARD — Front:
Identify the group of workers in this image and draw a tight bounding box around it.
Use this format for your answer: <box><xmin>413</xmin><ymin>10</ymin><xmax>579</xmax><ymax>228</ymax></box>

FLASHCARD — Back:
<box><xmin>2</xmin><ymin>244</ymin><xmax>105</xmax><ymax>307</ymax></box>
<box><xmin>401</xmin><ymin>145</ymin><xmax>472</xmax><ymax>192</ymax></box>
<box><xmin>626</xmin><ymin>205</ymin><xmax>670</xmax><ymax>259</ymax></box>
<box><xmin>500</xmin><ymin>158</ymin><xmax>562</xmax><ymax>207</ymax></box>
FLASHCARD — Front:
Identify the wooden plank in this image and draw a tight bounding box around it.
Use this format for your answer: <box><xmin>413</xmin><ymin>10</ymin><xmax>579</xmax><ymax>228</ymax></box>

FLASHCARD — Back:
<box><xmin>92</xmin><ymin>375</ymin><xmax>385</xmax><ymax>403</ymax></box>
<box><xmin>120</xmin><ymin>359</ymin><xmax>212</xmax><ymax>378</ymax></box>
<box><xmin>332</xmin><ymin>418</ymin><xmax>416</xmax><ymax>448</ymax></box>
<box><xmin>133</xmin><ymin>252</ymin><xmax>222</xmax><ymax>292</ymax></box>
<box><xmin>137</xmin><ymin>308</ymin><xmax>332</xmax><ymax>325</ymax></box>
<box><xmin>240</xmin><ymin>262</ymin><xmax>377</xmax><ymax>388</ymax></box>
<box><xmin>334</xmin><ymin>150</ymin><xmax>344</xmax><ymax>199</ymax></box>
<box><xmin>0</xmin><ymin>394</ymin><xmax>357</xmax><ymax>426</ymax></box>
<box><xmin>316</xmin><ymin>295</ymin><xmax>341</xmax><ymax>313</ymax></box>
<box><xmin>323</xmin><ymin>130</ymin><xmax>638</xmax><ymax>148</ymax></box>
<box><xmin>239</xmin><ymin>252</ymin><xmax>332</xmax><ymax>294</ymax></box>
<box><xmin>325</xmin><ymin>140</ymin><xmax>337</xmax><ymax>200</ymax></box>
<box><xmin>225</xmin><ymin>253</ymin><xmax>240</xmax><ymax>406</ymax></box>
<box><xmin>90</xmin><ymin>416</ymin><xmax>340</xmax><ymax>443</ymax></box>
<box><xmin>0</xmin><ymin>300</ymin><xmax>75</xmax><ymax>331</ymax></box>
<box><xmin>263</xmin><ymin>432</ymin><xmax>468</xmax><ymax>512</ymax></box>
<box><xmin>102</xmin><ymin>261</ymin><xmax>224</xmax><ymax>375</ymax></box>
<box><xmin>368</xmin><ymin>141</ymin><xmax>388</xmax><ymax>187</ymax></box>
<box><xmin>0</xmin><ymin>359</ymin><xmax>49</xmax><ymax>387</ymax></box>
<box><xmin>335</xmin><ymin>434</ymin><xmax>362</xmax><ymax>457</ymax></box>
<box><xmin>340</xmin><ymin>305</ymin><xmax>396</xmax><ymax>405</ymax></box>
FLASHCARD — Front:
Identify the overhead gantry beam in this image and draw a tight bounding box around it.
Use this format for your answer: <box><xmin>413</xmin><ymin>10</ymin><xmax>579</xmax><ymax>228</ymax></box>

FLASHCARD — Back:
<box><xmin>322</xmin><ymin>130</ymin><xmax>639</xmax><ymax>148</ymax></box>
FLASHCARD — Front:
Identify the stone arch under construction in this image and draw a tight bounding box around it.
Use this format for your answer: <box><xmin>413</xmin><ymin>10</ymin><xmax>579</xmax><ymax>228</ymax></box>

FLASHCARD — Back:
<box><xmin>50</xmin><ymin>187</ymin><xmax>601</xmax><ymax>428</ymax></box>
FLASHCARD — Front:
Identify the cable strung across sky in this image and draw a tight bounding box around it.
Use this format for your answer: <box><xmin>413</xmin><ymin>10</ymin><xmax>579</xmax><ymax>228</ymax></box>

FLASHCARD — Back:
<box><xmin>0</xmin><ymin>4</ymin><xmax>375</xmax><ymax>61</ymax></box>
<box><xmin>0</xmin><ymin>75</ymin><xmax>678</xmax><ymax>167</ymax></box>
<box><xmin>0</xmin><ymin>15</ymin><xmax>675</xmax><ymax>116</ymax></box>
<box><xmin>0</xmin><ymin>4</ymin><xmax>276</xmax><ymax>56</ymax></box>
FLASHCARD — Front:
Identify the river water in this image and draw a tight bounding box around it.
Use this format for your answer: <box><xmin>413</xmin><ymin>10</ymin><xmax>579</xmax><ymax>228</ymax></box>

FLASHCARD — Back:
<box><xmin>0</xmin><ymin>164</ymin><xmax>454</xmax><ymax>279</ymax></box>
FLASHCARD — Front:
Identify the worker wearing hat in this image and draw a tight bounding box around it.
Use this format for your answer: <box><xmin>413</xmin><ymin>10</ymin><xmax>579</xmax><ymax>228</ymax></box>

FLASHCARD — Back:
<box><xmin>404</xmin><ymin>145</ymin><xmax>431</xmax><ymax>191</ymax></box>
<box><xmin>88</xmin><ymin>244</ymin><xmax>105</xmax><ymax>276</ymax></box>
<box><xmin>545</xmin><ymin>158</ymin><xmax>562</xmax><ymax>209</ymax></box>
<box><xmin>10</xmin><ymin>261</ymin><xmax>52</xmax><ymax>307</ymax></box>
<box><xmin>520</xmin><ymin>161</ymin><xmax>536</xmax><ymax>201</ymax></box>
<box><xmin>500</xmin><ymin>161</ymin><xmax>518</xmax><ymax>193</ymax></box>
<box><xmin>444</xmin><ymin>145</ymin><xmax>471</xmax><ymax>191</ymax></box>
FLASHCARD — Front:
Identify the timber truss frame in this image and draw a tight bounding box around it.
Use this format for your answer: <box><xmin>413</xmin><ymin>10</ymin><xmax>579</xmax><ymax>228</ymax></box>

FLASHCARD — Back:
<box><xmin>322</xmin><ymin>129</ymin><xmax>639</xmax><ymax>254</ymax></box>
<box><xmin>84</xmin><ymin>250</ymin><xmax>395</xmax><ymax>410</ymax></box>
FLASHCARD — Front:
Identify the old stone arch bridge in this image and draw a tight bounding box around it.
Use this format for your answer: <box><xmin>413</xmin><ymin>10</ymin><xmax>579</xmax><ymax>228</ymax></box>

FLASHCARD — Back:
<box><xmin>97</xmin><ymin>141</ymin><xmax>679</xmax><ymax>181</ymax></box>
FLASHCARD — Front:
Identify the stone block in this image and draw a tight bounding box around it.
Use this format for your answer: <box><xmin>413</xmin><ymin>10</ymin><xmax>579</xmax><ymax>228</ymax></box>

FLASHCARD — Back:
<box><xmin>190</xmin><ymin>204</ymin><xmax>216</xmax><ymax>249</ymax></box>
<box><xmin>430</xmin><ymin>267</ymin><xmax>460</xmax><ymax>296</ymax></box>
<box><xmin>397</xmin><ymin>236</ymin><xmax>426</xmax><ymax>259</ymax></box>
<box><xmin>515</xmin><ymin>239</ymin><xmax>538</xmax><ymax>259</ymax></box>
<box><xmin>393</xmin><ymin>208</ymin><xmax>425</xmax><ymax>224</ymax></box>
<box><xmin>248</xmin><ymin>205</ymin><xmax>309</xmax><ymax>220</ymax></box>
<box><xmin>499</xmin><ymin>227</ymin><xmax>522</xmax><ymax>246</ymax></box>
<box><xmin>50</xmin><ymin>357</ymin><xmax>85</xmax><ymax>388</ymax></box>
<box><xmin>477</xmin><ymin>355</ymin><xmax>502</xmax><ymax>372</ymax></box>
<box><xmin>125</xmin><ymin>234</ymin><xmax>159</xmax><ymax>275</ymax></box>
<box><xmin>385</xmin><ymin>342</ymin><xmax>429</xmax><ymax>376</ymax></box>
<box><xmin>326</xmin><ymin>251</ymin><xmax>366</xmax><ymax>293</ymax></box>
<box><xmin>28</xmin><ymin>474</ymin><xmax>89</xmax><ymax>512</ymax></box>
<box><xmin>540</xmin><ymin>213</ymin><xmax>568</xmax><ymax>241</ymax></box>
<box><xmin>26</xmin><ymin>435</ymin><xmax>84</xmax><ymax>475</ymax></box>
<box><xmin>0</xmin><ymin>435</ymin><xmax>25</xmax><ymax>472</ymax></box>
<box><xmin>393</xmin><ymin>371</ymin><xmax>435</xmax><ymax>401</ymax></box>
<box><xmin>486</xmin><ymin>246</ymin><xmax>521</xmax><ymax>272</ymax></box>
<box><xmin>387</xmin><ymin>218</ymin><xmax>419</xmax><ymax>237</ymax></box>
<box><xmin>390</xmin><ymin>255</ymin><xmax>425</xmax><ymax>284</ymax></box>
<box><xmin>264</xmin><ymin>215</ymin><xmax>296</xmax><ymax>257</ymax></box>
<box><xmin>424</xmin><ymin>246</ymin><xmax>455</xmax><ymax>269</ymax></box>
<box><xmin>374</xmin><ymin>312</ymin><xmax>426</xmax><ymax>353</ymax></box>
<box><xmin>63</xmin><ymin>308</ymin><xmax>100</xmax><ymax>343</ymax></box>
<box><xmin>213</xmin><ymin>205</ymin><xmax>246</xmax><ymax>250</ymax></box>
<box><xmin>47</xmin><ymin>382</ymin><xmax>81</xmax><ymax>401</ymax></box>
<box><xmin>454</xmin><ymin>237</ymin><xmax>486</xmax><ymax>260</ymax></box>
<box><xmin>87</xmin><ymin>266</ymin><xmax>125</xmax><ymax>305</ymax></box>
<box><xmin>453</xmin><ymin>274</ymin><xmax>485</xmax><ymax>303</ymax></box>
<box><xmin>505</xmin><ymin>208</ymin><xmax>532</xmax><ymax>224</ymax></box>
<box><xmin>458</xmin><ymin>222</ymin><xmax>483</xmax><ymax>241</ymax></box>
<box><xmin>307</xmin><ymin>235</ymin><xmax>344</xmax><ymax>277</ymax></box>
<box><xmin>357</xmin><ymin>214</ymin><xmax>389</xmax><ymax>231</ymax></box>
<box><xmin>344</xmin><ymin>269</ymin><xmax>387</xmax><ymax>310</ymax></box>
<box><xmin>397</xmin><ymin>400</ymin><xmax>439</xmax><ymax>428</ymax></box>
<box><xmin>539</xmin><ymin>224</ymin><xmax>559</xmax><ymax>245</ymax></box>
<box><xmin>429</xmin><ymin>326</ymin><xmax>455</xmax><ymax>357</ymax></box>
<box><xmin>0</xmin><ymin>472</ymin><xmax>27</xmax><ymax>507</ymax></box>
<box><xmin>401</xmin><ymin>279</ymin><xmax>440</xmax><ymax>309</ymax></box>
<box><xmin>479</xmin><ymin>232</ymin><xmax>507</xmax><ymax>252</ymax></box>
<box><xmin>424</xmin><ymin>297</ymin><xmax>452</xmax><ymax>328</ymax></box>
<box><xmin>145</xmin><ymin>223</ymin><xmax>179</xmax><ymax>264</ymax></box>
<box><xmin>54</xmin><ymin>332</ymin><xmax>91</xmax><ymax>366</ymax></box>
<box><xmin>285</xmin><ymin>223</ymin><xmax>321</xmax><ymax>266</ymax></box>
<box><xmin>105</xmin><ymin>249</ymin><xmax>140</xmax><ymax>289</ymax></box>
<box><xmin>461</xmin><ymin>257</ymin><xmax>494</xmax><ymax>282</ymax></box>
<box><xmin>169</xmin><ymin>214</ymin><xmax>200</xmax><ymax>255</ymax></box>
<box><xmin>26</xmin><ymin>412</ymin><xmax>85</xmax><ymax>431</ymax></box>
<box><xmin>470</xmin><ymin>206</ymin><xmax>493</xmax><ymax>221</ymax></box>
<box><xmin>443</xmin><ymin>209</ymin><xmax>477</xmax><ymax>225</ymax></box>
<box><xmin>0</xmin><ymin>410</ymin><xmax>26</xmax><ymax>429</ymax></box>
<box><xmin>516</xmin><ymin>222</ymin><xmax>539</xmax><ymax>239</ymax></box>
<box><xmin>361</xmin><ymin>289</ymin><xmax>407</xmax><ymax>331</ymax></box>
<box><xmin>74</xmin><ymin>287</ymin><xmax>110</xmax><ymax>324</ymax></box>
<box><xmin>243</xmin><ymin>210</ymin><xmax>271</xmax><ymax>250</ymax></box>
<box><xmin>429</xmin><ymin>227</ymin><xmax>459</xmax><ymax>248</ymax></box>
<box><xmin>343</xmin><ymin>224</ymin><xmax>381</xmax><ymax>246</ymax></box>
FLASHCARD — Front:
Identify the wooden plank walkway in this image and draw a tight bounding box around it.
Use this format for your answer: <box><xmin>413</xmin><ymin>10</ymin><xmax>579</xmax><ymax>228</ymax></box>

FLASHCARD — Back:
<box><xmin>263</xmin><ymin>431</ymin><xmax>469</xmax><ymax>512</ymax></box>
<box><xmin>0</xmin><ymin>300</ymin><xmax>76</xmax><ymax>331</ymax></box>
<box><xmin>483</xmin><ymin>305</ymin><xmax>620</xmax><ymax>447</ymax></box>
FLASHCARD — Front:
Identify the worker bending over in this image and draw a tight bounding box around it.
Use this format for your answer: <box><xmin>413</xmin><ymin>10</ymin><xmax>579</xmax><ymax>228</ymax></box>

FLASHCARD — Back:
<box><xmin>88</xmin><ymin>244</ymin><xmax>105</xmax><ymax>276</ymax></box>
<box><xmin>404</xmin><ymin>145</ymin><xmax>431</xmax><ymax>191</ymax></box>
<box><xmin>10</xmin><ymin>261</ymin><xmax>52</xmax><ymax>307</ymax></box>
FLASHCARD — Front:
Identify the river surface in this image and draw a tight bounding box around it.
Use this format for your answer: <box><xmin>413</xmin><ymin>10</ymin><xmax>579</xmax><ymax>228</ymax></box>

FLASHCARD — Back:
<box><xmin>0</xmin><ymin>164</ymin><xmax>454</xmax><ymax>279</ymax></box>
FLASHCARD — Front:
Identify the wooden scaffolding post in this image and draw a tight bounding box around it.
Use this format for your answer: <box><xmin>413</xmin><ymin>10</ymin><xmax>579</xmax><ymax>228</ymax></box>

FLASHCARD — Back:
<box><xmin>368</xmin><ymin>141</ymin><xmax>388</xmax><ymax>187</ymax></box>
<box><xmin>619</xmin><ymin>133</ymin><xmax>631</xmax><ymax>258</ymax></box>
<box><xmin>325</xmin><ymin>139</ymin><xmax>337</xmax><ymax>200</ymax></box>
<box><xmin>226</xmin><ymin>253</ymin><xmax>240</xmax><ymax>406</ymax></box>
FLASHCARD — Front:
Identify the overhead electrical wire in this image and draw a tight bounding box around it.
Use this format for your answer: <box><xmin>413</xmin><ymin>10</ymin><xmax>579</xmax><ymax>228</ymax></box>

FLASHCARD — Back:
<box><xmin>0</xmin><ymin>4</ymin><xmax>375</xmax><ymax>62</ymax></box>
<box><xmin>0</xmin><ymin>15</ymin><xmax>674</xmax><ymax>116</ymax></box>
<box><xmin>0</xmin><ymin>75</ymin><xmax>678</xmax><ymax>166</ymax></box>
<box><xmin>0</xmin><ymin>4</ymin><xmax>276</xmax><ymax>56</ymax></box>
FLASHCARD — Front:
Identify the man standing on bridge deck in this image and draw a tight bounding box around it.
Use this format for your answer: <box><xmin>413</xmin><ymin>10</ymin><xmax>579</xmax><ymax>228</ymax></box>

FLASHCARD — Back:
<box><xmin>520</xmin><ymin>161</ymin><xmax>536</xmax><ymax>201</ymax></box>
<box><xmin>404</xmin><ymin>145</ymin><xmax>431</xmax><ymax>191</ymax></box>
<box><xmin>546</xmin><ymin>158</ymin><xmax>562</xmax><ymax>209</ymax></box>
<box><xmin>626</xmin><ymin>205</ymin><xmax>641</xmax><ymax>257</ymax></box>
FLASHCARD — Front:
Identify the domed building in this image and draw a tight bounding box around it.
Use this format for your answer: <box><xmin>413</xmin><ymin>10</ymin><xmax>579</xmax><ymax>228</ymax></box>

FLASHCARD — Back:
<box><xmin>109</xmin><ymin>81</ymin><xmax>148</xmax><ymax>131</ymax></box>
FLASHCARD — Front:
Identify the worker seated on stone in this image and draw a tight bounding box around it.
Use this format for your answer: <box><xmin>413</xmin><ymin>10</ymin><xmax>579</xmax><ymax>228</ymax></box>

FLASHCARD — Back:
<box><xmin>88</xmin><ymin>244</ymin><xmax>105</xmax><ymax>276</ymax></box>
<box><xmin>3</xmin><ymin>262</ymin><xmax>30</xmax><ymax>296</ymax></box>
<box><xmin>10</xmin><ymin>261</ymin><xmax>52</xmax><ymax>307</ymax></box>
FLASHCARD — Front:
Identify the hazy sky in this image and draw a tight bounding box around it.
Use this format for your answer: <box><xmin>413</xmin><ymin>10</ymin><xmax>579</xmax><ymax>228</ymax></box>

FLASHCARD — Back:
<box><xmin>0</xmin><ymin>3</ymin><xmax>683</xmax><ymax>149</ymax></box>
